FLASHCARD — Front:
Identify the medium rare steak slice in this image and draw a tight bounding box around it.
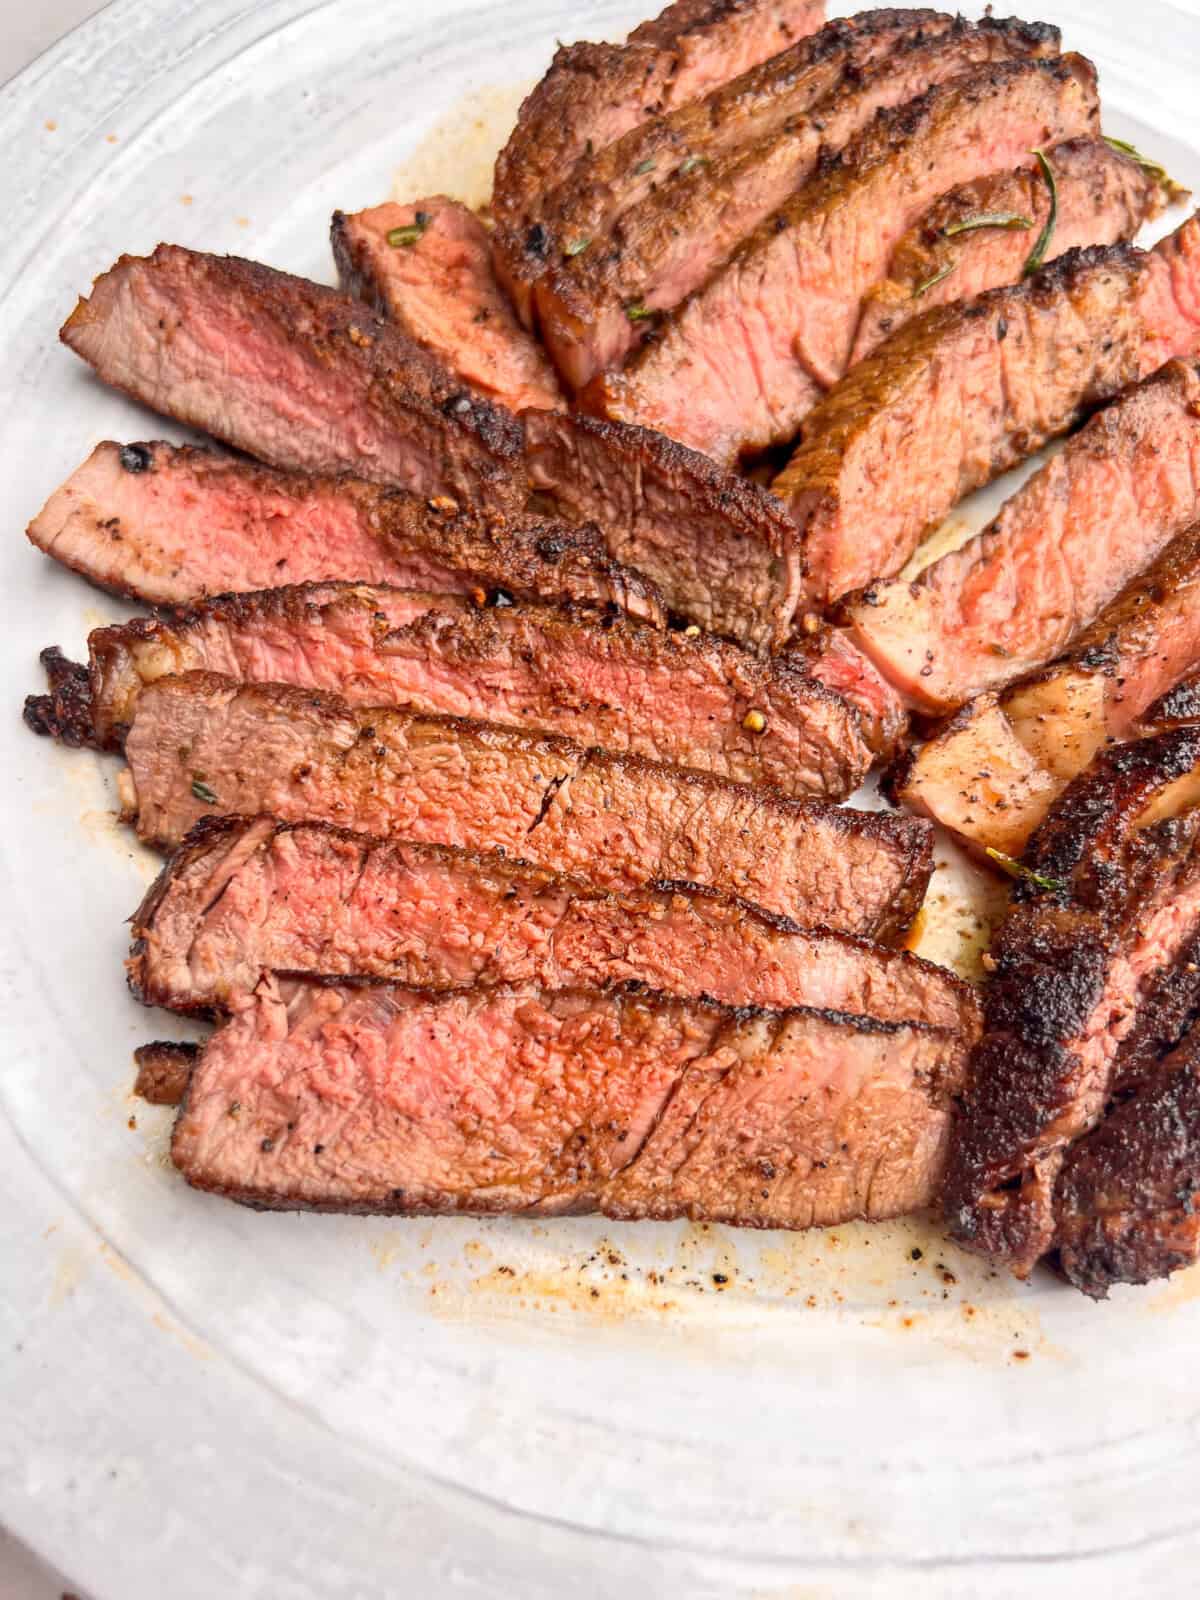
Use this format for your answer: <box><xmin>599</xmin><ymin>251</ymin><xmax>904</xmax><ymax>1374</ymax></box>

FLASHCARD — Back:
<box><xmin>898</xmin><ymin>522</ymin><xmax>1200</xmax><ymax>855</ymax></box>
<box><xmin>122</xmin><ymin>675</ymin><xmax>932</xmax><ymax>937</ymax></box>
<box><xmin>493</xmin><ymin>0</ymin><xmax>826</xmax><ymax>322</ymax></box>
<box><xmin>60</xmin><ymin>246</ymin><xmax>526</xmax><ymax>508</ymax></box>
<box><xmin>848</xmin><ymin>360</ymin><xmax>1200</xmax><ymax>714</ymax></box>
<box><xmin>945</xmin><ymin>727</ymin><xmax>1200</xmax><ymax>1276</ymax></box>
<box><xmin>539</xmin><ymin>15</ymin><xmax>1059</xmax><ymax>389</ymax></box>
<box><xmin>331</xmin><ymin>198</ymin><xmax>564</xmax><ymax>413</ymax></box>
<box><xmin>851</xmin><ymin>136</ymin><xmax>1164</xmax><ymax>362</ymax></box>
<box><xmin>131</xmin><ymin>816</ymin><xmax>975</xmax><ymax>1031</ymax></box>
<box><xmin>778</xmin><ymin>214</ymin><xmax>1200</xmax><ymax>604</ymax></box>
<box><xmin>85</xmin><ymin>582</ymin><xmax>871</xmax><ymax>797</ymax></box>
<box><xmin>26</xmin><ymin>440</ymin><xmax>664</xmax><ymax>622</ymax></box>
<box><xmin>171</xmin><ymin>976</ymin><xmax>969</xmax><ymax>1227</ymax></box>
<box><xmin>587</xmin><ymin>56</ymin><xmax>1100</xmax><ymax>464</ymax></box>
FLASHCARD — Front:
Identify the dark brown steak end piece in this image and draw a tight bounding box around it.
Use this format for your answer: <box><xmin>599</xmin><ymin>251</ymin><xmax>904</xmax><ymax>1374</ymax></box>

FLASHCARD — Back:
<box><xmin>133</xmin><ymin>1041</ymin><xmax>198</xmax><ymax>1107</ymax></box>
<box><xmin>60</xmin><ymin>245</ymin><xmax>526</xmax><ymax>509</ymax></box>
<box><xmin>24</xmin><ymin>646</ymin><xmax>97</xmax><ymax>748</ymax></box>
<box><xmin>122</xmin><ymin>674</ymin><xmax>932</xmax><ymax>939</ymax></box>
<box><xmin>172</xmin><ymin>976</ymin><xmax>968</xmax><ymax>1228</ymax></box>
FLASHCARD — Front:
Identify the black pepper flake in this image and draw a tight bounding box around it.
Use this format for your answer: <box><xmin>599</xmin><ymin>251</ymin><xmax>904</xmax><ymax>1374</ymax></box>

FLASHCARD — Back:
<box><xmin>119</xmin><ymin>443</ymin><xmax>153</xmax><ymax>473</ymax></box>
<box><xmin>260</xmin><ymin>1137</ymin><xmax>275</xmax><ymax>1152</ymax></box>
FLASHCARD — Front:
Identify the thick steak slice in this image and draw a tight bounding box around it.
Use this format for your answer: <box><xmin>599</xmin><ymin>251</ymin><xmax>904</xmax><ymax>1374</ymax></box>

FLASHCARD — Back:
<box><xmin>122</xmin><ymin>675</ymin><xmax>932</xmax><ymax>937</ymax></box>
<box><xmin>60</xmin><ymin>246</ymin><xmax>526</xmax><ymax>508</ymax></box>
<box><xmin>587</xmin><ymin>56</ymin><xmax>1100</xmax><ymax>464</ymax></box>
<box><xmin>331</xmin><ymin>198</ymin><xmax>564</xmax><ymax>412</ymax></box>
<box><xmin>493</xmin><ymin>0</ymin><xmax>826</xmax><ymax>322</ymax></box>
<box><xmin>848</xmin><ymin>360</ymin><xmax>1200</xmax><ymax>714</ymax></box>
<box><xmin>944</xmin><ymin>727</ymin><xmax>1200</xmax><ymax>1275</ymax></box>
<box><xmin>899</xmin><ymin>522</ymin><xmax>1200</xmax><ymax>855</ymax></box>
<box><xmin>26</xmin><ymin>440</ymin><xmax>664</xmax><ymax>622</ymax></box>
<box><xmin>539</xmin><ymin>15</ymin><xmax>1059</xmax><ymax>390</ymax></box>
<box><xmin>130</xmin><ymin>816</ymin><xmax>975</xmax><ymax>1031</ymax></box>
<box><xmin>851</xmin><ymin>137</ymin><xmax>1164</xmax><ymax>362</ymax></box>
<box><xmin>86</xmin><ymin>583</ymin><xmax>871</xmax><ymax>797</ymax></box>
<box><xmin>171</xmin><ymin>976</ymin><xmax>968</xmax><ymax>1227</ymax></box>
<box><xmin>779</xmin><ymin>214</ymin><xmax>1200</xmax><ymax>604</ymax></box>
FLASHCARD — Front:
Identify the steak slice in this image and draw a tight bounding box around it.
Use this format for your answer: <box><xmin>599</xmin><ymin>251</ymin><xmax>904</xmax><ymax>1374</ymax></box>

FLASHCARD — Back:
<box><xmin>85</xmin><ymin>582</ymin><xmax>871</xmax><ymax>797</ymax></box>
<box><xmin>944</xmin><ymin>727</ymin><xmax>1200</xmax><ymax>1275</ymax></box>
<box><xmin>847</xmin><ymin>360</ymin><xmax>1200</xmax><ymax>714</ymax></box>
<box><xmin>130</xmin><ymin>816</ymin><xmax>975</xmax><ymax>1031</ymax></box>
<box><xmin>1143</xmin><ymin>669</ymin><xmax>1200</xmax><ymax>732</ymax></box>
<box><xmin>26</xmin><ymin>440</ymin><xmax>664</xmax><ymax>623</ymax></box>
<box><xmin>538</xmin><ymin>15</ymin><xmax>1059</xmax><ymax>390</ymax></box>
<box><xmin>60</xmin><ymin>245</ymin><xmax>526</xmax><ymax>508</ymax></box>
<box><xmin>171</xmin><ymin>975</ymin><xmax>968</xmax><ymax>1227</ymax></box>
<box><xmin>851</xmin><ymin>136</ymin><xmax>1165</xmax><ymax>362</ymax></box>
<box><xmin>331</xmin><ymin>198</ymin><xmax>564</xmax><ymax>413</ymax></box>
<box><xmin>492</xmin><ymin>0</ymin><xmax>826</xmax><ymax>322</ymax></box>
<box><xmin>586</xmin><ymin>55</ymin><xmax>1100</xmax><ymax>464</ymax></box>
<box><xmin>898</xmin><ymin>522</ymin><xmax>1200</xmax><ymax>855</ymax></box>
<box><xmin>122</xmin><ymin>674</ymin><xmax>932</xmax><ymax>937</ymax></box>
<box><xmin>778</xmin><ymin>216</ymin><xmax>1200</xmax><ymax>604</ymax></box>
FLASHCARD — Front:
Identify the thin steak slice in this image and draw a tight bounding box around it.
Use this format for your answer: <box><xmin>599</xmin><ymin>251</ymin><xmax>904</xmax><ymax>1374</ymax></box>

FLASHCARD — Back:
<box><xmin>778</xmin><ymin>213</ymin><xmax>1200</xmax><ymax>604</ymax></box>
<box><xmin>26</xmin><ymin>440</ymin><xmax>664</xmax><ymax>622</ymax></box>
<box><xmin>121</xmin><ymin>674</ymin><xmax>932</xmax><ymax>937</ymax></box>
<box><xmin>847</xmin><ymin>359</ymin><xmax>1200</xmax><ymax>714</ymax></box>
<box><xmin>171</xmin><ymin>975</ymin><xmax>969</xmax><ymax>1227</ymax></box>
<box><xmin>851</xmin><ymin>136</ymin><xmax>1165</xmax><ymax>362</ymax></box>
<box><xmin>130</xmin><ymin>816</ymin><xmax>975</xmax><ymax>1031</ymax></box>
<box><xmin>60</xmin><ymin>246</ymin><xmax>526</xmax><ymax>509</ymax></box>
<box><xmin>587</xmin><ymin>55</ymin><xmax>1100</xmax><ymax>464</ymax></box>
<box><xmin>84</xmin><ymin>583</ymin><xmax>871</xmax><ymax>797</ymax></box>
<box><xmin>331</xmin><ymin>198</ymin><xmax>564</xmax><ymax>413</ymax></box>
<box><xmin>898</xmin><ymin>522</ymin><xmax>1200</xmax><ymax>856</ymax></box>
<box><xmin>944</xmin><ymin>727</ymin><xmax>1200</xmax><ymax>1276</ymax></box>
<box><xmin>492</xmin><ymin>0</ymin><xmax>826</xmax><ymax>322</ymax></box>
<box><xmin>538</xmin><ymin>14</ymin><xmax>1059</xmax><ymax>389</ymax></box>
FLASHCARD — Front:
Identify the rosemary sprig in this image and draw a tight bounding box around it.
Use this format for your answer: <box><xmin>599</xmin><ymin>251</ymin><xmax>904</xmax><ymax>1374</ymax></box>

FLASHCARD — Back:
<box><xmin>1023</xmin><ymin>150</ymin><xmax>1058</xmax><ymax>277</ymax></box>
<box><xmin>625</xmin><ymin>300</ymin><xmax>657</xmax><ymax>322</ymax></box>
<box><xmin>678</xmin><ymin>154</ymin><xmax>710</xmax><ymax>177</ymax></box>
<box><xmin>912</xmin><ymin>262</ymin><xmax>956</xmax><ymax>299</ymax></box>
<box><xmin>985</xmin><ymin>847</ymin><xmax>1066</xmax><ymax>893</ymax></box>
<box><xmin>633</xmin><ymin>157</ymin><xmax>656</xmax><ymax>176</ymax></box>
<box><xmin>1104</xmin><ymin>135</ymin><xmax>1190</xmax><ymax>203</ymax></box>
<box><xmin>564</xmin><ymin>236</ymin><xmax>591</xmax><ymax>257</ymax></box>
<box><xmin>387</xmin><ymin>211</ymin><xmax>430</xmax><ymax>249</ymax></box>
<box><xmin>191</xmin><ymin>777</ymin><xmax>219</xmax><ymax>805</ymax></box>
<box><xmin>942</xmin><ymin>211</ymin><xmax>1033</xmax><ymax>237</ymax></box>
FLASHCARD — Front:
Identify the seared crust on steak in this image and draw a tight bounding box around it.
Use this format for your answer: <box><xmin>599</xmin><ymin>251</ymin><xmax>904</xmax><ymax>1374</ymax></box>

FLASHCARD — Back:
<box><xmin>23</xmin><ymin>646</ymin><xmax>97</xmax><ymax>748</ymax></box>
<box><xmin>132</xmin><ymin>1041</ymin><xmax>198</xmax><ymax>1107</ymax></box>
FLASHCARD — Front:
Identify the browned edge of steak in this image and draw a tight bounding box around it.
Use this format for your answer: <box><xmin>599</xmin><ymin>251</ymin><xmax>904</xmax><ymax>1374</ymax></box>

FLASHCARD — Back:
<box><xmin>24</xmin><ymin>647</ymin><xmax>97</xmax><ymax>748</ymax></box>
<box><xmin>133</xmin><ymin>1041</ymin><xmax>198</xmax><ymax>1106</ymax></box>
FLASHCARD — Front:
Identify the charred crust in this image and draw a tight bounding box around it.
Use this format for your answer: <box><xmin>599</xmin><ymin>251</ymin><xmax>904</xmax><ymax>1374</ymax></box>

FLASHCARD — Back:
<box><xmin>23</xmin><ymin>646</ymin><xmax>97</xmax><ymax>748</ymax></box>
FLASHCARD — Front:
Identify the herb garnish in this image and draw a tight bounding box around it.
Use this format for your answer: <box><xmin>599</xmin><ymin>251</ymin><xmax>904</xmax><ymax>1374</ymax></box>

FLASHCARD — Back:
<box><xmin>191</xmin><ymin>778</ymin><xmax>219</xmax><ymax>805</ymax></box>
<box><xmin>1023</xmin><ymin>150</ymin><xmax>1057</xmax><ymax>277</ymax></box>
<box><xmin>625</xmin><ymin>300</ymin><xmax>656</xmax><ymax>322</ymax></box>
<box><xmin>387</xmin><ymin>214</ymin><xmax>430</xmax><ymax>248</ymax></box>
<box><xmin>1104</xmin><ymin>135</ymin><xmax>1190</xmax><ymax>203</ymax></box>
<box><xmin>565</xmin><ymin>236</ymin><xmax>591</xmax><ymax>257</ymax></box>
<box><xmin>633</xmin><ymin>157</ymin><xmax>656</xmax><ymax>176</ymax></box>
<box><xmin>912</xmin><ymin>262</ymin><xmax>956</xmax><ymax>298</ymax></box>
<box><xmin>942</xmin><ymin>211</ymin><xmax>1033</xmax><ymax>238</ymax></box>
<box><xmin>985</xmin><ymin>847</ymin><xmax>1065</xmax><ymax>892</ymax></box>
<box><xmin>678</xmin><ymin>154</ymin><xmax>709</xmax><ymax>176</ymax></box>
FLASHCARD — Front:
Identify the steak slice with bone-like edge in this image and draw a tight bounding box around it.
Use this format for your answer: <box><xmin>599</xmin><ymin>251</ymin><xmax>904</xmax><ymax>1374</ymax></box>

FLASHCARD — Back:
<box><xmin>121</xmin><ymin>673</ymin><xmax>932</xmax><ymax>938</ymax></box>
<box><xmin>944</xmin><ymin>726</ymin><xmax>1200</xmax><ymax>1276</ymax></box>
<box><xmin>170</xmin><ymin>975</ymin><xmax>969</xmax><ymax>1227</ymax></box>
<box><xmin>847</xmin><ymin>359</ymin><xmax>1200</xmax><ymax>715</ymax></box>
<box><xmin>331</xmin><ymin>198</ymin><xmax>564</xmax><ymax>413</ymax></box>
<box><xmin>851</xmin><ymin>136</ymin><xmax>1167</xmax><ymax>363</ymax></box>
<box><xmin>130</xmin><ymin>815</ymin><xmax>976</xmax><ymax>1032</ymax></box>
<box><xmin>777</xmin><ymin>213</ymin><xmax>1200</xmax><ymax>604</ymax></box>
<box><xmin>896</xmin><ymin>521</ymin><xmax>1200</xmax><ymax>857</ymax></box>
<box><xmin>538</xmin><ymin>14</ymin><xmax>1060</xmax><ymax>390</ymax></box>
<box><xmin>586</xmin><ymin>55</ymin><xmax>1100</xmax><ymax>464</ymax></box>
<box><xmin>81</xmin><ymin>582</ymin><xmax>871</xmax><ymax>798</ymax></box>
<box><xmin>26</xmin><ymin>440</ymin><xmax>665</xmax><ymax>623</ymax></box>
<box><xmin>60</xmin><ymin>246</ymin><xmax>527</xmax><ymax>509</ymax></box>
<box><xmin>492</xmin><ymin>0</ymin><xmax>826</xmax><ymax>323</ymax></box>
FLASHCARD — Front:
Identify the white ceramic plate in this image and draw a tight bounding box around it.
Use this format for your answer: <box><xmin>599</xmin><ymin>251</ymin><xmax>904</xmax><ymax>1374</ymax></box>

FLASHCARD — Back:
<box><xmin>4</xmin><ymin>2</ymin><xmax>1200</xmax><ymax>1593</ymax></box>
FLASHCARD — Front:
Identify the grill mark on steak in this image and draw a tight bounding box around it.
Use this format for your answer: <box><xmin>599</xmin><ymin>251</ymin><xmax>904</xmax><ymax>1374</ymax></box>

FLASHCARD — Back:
<box><xmin>60</xmin><ymin>246</ymin><xmax>527</xmax><ymax>509</ymax></box>
<box><xmin>585</xmin><ymin>55</ymin><xmax>1100</xmax><ymax>465</ymax></box>
<box><xmin>170</xmin><ymin>975</ymin><xmax>968</xmax><ymax>1228</ymax></box>
<box><xmin>82</xmin><ymin>582</ymin><xmax>871</xmax><ymax>798</ymax></box>
<box><xmin>122</xmin><ymin>673</ymin><xmax>932</xmax><ymax>938</ymax></box>
<box><xmin>538</xmin><ymin>14</ymin><xmax>1059</xmax><ymax>390</ymax></box>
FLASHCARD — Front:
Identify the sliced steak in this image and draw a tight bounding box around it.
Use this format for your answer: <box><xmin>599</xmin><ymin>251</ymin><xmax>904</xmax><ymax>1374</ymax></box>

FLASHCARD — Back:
<box><xmin>130</xmin><ymin>816</ymin><xmax>975</xmax><ymax>1031</ymax></box>
<box><xmin>171</xmin><ymin>975</ymin><xmax>968</xmax><ymax>1227</ymax></box>
<box><xmin>493</xmin><ymin>0</ymin><xmax>826</xmax><ymax>322</ymax></box>
<box><xmin>848</xmin><ymin>359</ymin><xmax>1200</xmax><ymax>714</ymax></box>
<box><xmin>944</xmin><ymin>727</ymin><xmax>1200</xmax><ymax>1275</ymax></box>
<box><xmin>331</xmin><ymin>198</ymin><xmax>564</xmax><ymax>412</ymax></box>
<box><xmin>539</xmin><ymin>15</ymin><xmax>1059</xmax><ymax>389</ymax></box>
<box><xmin>122</xmin><ymin>674</ymin><xmax>932</xmax><ymax>937</ymax></box>
<box><xmin>60</xmin><ymin>246</ymin><xmax>526</xmax><ymax>508</ymax></box>
<box><xmin>85</xmin><ymin>582</ymin><xmax>870</xmax><ymax>797</ymax></box>
<box><xmin>1144</xmin><ymin>669</ymin><xmax>1200</xmax><ymax>732</ymax></box>
<box><xmin>26</xmin><ymin>440</ymin><xmax>664</xmax><ymax>622</ymax></box>
<box><xmin>587</xmin><ymin>56</ymin><xmax>1100</xmax><ymax>464</ymax></box>
<box><xmin>851</xmin><ymin>136</ymin><xmax>1164</xmax><ymax>362</ymax></box>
